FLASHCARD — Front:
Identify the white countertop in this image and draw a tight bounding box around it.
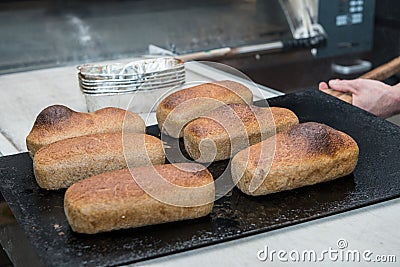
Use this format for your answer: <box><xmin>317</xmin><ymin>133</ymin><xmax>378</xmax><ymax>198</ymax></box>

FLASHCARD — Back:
<box><xmin>0</xmin><ymin>60</ymin><xmax>280</xmax><ymax>154</ymax></box>
<box><xmin>0</xmin><ymin>60</ymin><xmax>398</xmax><ymax>266</ymax></box>
<box><xmin>137</xmin><ymin>198</ymin><xmax>400</xmax><ymax>267</ymax></box>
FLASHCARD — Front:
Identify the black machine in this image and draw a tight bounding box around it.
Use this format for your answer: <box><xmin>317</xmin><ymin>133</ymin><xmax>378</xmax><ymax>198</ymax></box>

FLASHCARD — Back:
<box><xmin>317</xmin><ymin>0</ymin><xmax>375</xmax><ymax>58</ymax></box>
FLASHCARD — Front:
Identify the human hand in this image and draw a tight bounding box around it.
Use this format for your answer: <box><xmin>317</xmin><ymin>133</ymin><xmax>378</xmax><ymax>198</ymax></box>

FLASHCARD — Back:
<box><xmin>319</xmin><ymin>79</ymin><xmax>400</xmax><ymax>118</ymax></box>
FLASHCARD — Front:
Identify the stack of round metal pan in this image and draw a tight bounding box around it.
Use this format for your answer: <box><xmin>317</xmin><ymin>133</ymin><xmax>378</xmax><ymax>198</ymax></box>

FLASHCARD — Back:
<box><xmin>78</xmin><ymin>57</ymin><xmax>185</xmax><ymax>95</ymax></box>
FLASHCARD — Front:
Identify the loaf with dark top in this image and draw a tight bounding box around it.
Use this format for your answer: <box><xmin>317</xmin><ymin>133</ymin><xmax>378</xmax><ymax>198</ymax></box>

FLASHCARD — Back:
<box><xmin>156</xmin><ymin>80</ymin><xmax>253</xmax><ymax>138</ymax></box>
<box><xmin>34</xmin><ymin>133</ymin><xmax>165</xmax><ymax>190</ymax></box>
<box><xmin>231</xmin><ymin>122</ymin><xmax>359</xmax><ymax>196</ymax></box>
<box><xmin>26</xmin><ymin>105</ymin><xmax>145</xmax><ymax>156</ymax></box>
<box><xmin>184</xmin><ymin>104</ymin><xmax>299</xmax><ymax>162</ymax></box>
<box><xmin>64</xmin><ymin>163</ymin><xmax>215</xmax><ymax>234</ymax></box>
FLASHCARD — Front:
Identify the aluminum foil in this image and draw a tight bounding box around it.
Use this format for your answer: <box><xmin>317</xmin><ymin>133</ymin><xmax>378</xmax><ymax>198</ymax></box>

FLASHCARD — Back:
<box><xmin>77</xmin><ymin>57</ymin><xmax>185</xmax><ymax>112</ymax></box>
<box><xmin>78</xmin><ymin>57</ymin><xmax>184</xmax><ymax>80</ymax></box>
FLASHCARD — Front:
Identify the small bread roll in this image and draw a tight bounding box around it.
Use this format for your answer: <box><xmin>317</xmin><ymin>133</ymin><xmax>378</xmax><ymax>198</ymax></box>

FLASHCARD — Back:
<box><xmin>183</xmin><ymin>104</ymin><xmax>299</xmax><ymax>162</ymax></box>
<box><xmin>156</xmin><ymin>80</ymin><xmax>253</xmax><ymax>138</ymax></box>
<box><xmin>64</xmin><ymin>163</ymin><xmax>215</xmax><ymax>234</ymax></box>
<box><xmin>33</xmin><ymin>133</ymin><xmax>165</xmax><ymax>190</ymax></box>
<box><xmin>26</xmin><ymin>105</ymin><xmax>145</xmax><ymax>156</ymax></box>
<box><xmin>231</xmin><ymin>122</ymin><xmax>359</xmax><ymax>196</ymax></box>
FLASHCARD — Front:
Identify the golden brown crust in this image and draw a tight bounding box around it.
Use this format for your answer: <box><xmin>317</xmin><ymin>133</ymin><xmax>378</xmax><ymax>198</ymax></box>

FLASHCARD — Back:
<box><xmin>183</xmin><ymin>104</ymin><xmax>299</xmax><ymax>162</ymax></box>
<box><xmin>231</xmin><ymin>122</ymin><xmax>359</xmax><ymax>196</ymax></box>
<box><xmin>33</xmin><ymin>133</ymin><xmax>165</xmax><ymax>190</ymax></box>
<box><xmin>286</xmin><ymin>123</ymin><xmax>345</xmax><ymax>156</ymax></box>
<box><xmin>26</xmin><ymin>105</ymin><xmax>145</xmax><ymax>156</ymax></box>
<box><xmin>159</xmin><ymin>81</ymin><xmax>252</xmax><ymax>112</ymax></box>
<box><xmin>64</xmin><ymin>163</ymin><xmax>214</xmax><ymax>234</ymax></box>
<box><xmin>156</xmin><ymin>80</ymin><xmax>253</xmax><ymax>138</ymax></box>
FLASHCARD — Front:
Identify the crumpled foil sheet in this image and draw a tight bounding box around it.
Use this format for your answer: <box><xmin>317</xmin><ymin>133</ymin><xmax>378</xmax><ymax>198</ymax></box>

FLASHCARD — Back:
<box><xmin>78</xmin><ymin>57</ymin><xmax>184</xmax><ymax>80</ymax></box>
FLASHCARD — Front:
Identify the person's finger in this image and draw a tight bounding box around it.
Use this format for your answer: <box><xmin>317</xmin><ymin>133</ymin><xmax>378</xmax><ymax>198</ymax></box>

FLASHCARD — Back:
<box><xmin>328</xmin><ymin>79</ymin><xmax>358</xmax><ymax>94</ymax></box>
<box><xmin>318</xmin><ymin>82</ymin><xmax>329</xmax><ymax>90</ymax></box>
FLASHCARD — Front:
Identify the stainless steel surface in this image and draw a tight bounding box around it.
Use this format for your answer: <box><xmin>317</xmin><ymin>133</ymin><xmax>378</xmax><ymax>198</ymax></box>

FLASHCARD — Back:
<box><xmin>228</xmin><ymin>41</ymin><xmax>284</xmax><ymax>55</ymax></box>
<box><xmin>150</xmin><ymin>42</ymin><xmax>285</xmax><ymax>61</ymax></box>
<box><xmin>331</xmin><ymin>60</ymin><xmax>372</xmax><ymax>75</ymax></box>
<box><xmin>279</xmin><ymin>0</ymin><xmax>320</xmax><ymax>38</ymax></box>
<box><xmin>0</xmin><ymin>0</ymin><xmax>292</xmax><ymax>75</ymax></box>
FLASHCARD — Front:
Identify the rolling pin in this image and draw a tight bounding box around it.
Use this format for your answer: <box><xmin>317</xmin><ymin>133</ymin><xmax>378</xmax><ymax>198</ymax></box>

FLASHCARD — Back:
<box><xmin>321</xmin><ymin>56</ymin><xmax>400</xmax><ymax>104</ymax></box>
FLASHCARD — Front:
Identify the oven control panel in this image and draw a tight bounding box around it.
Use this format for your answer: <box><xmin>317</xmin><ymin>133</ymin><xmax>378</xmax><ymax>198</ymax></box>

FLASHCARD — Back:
<box><xmin>336</xmin><ymin>0</ymin><xmax>365</xmax><ymax>26</ymax></box>
<box><xmin>317</xmin><ymin>0</ymin><xmax>375</xmax><ymax>57</ymax></box>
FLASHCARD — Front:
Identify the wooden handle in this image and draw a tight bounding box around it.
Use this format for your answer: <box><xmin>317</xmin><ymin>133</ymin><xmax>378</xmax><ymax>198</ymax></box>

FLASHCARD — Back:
<box><xmin>322</xmin><ymin>56</ymin><xmax>400</xmax><ymax>104</ymax></box>
<box><xmin>360</xmin><ymin>56</ymin><xmax>400</xmax><ymax>80</ymax></box>
<box><xmin>320</xmin><ymin>88</ymin><xmax>353</xmax><ymax>103</ymax></box>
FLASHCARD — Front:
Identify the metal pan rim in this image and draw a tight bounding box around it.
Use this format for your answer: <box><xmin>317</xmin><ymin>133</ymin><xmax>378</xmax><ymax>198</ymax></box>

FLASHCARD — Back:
<box><xmin>81</xmin><ymin>80</ymin><xmax>185</xmax><ymax>94</ymax></box>
<box><xmin>77</xmin><ymin>58</ymin><xmax>184</xmax><ymax>78</ymax></box>
<box><xmin>78</xmin><ymin>69</ymin><xmax>185</xmax><ymax>84</ymax></box>
<box><xmin>79</xmin><ymin>76</ymin><xmax>185</xmax><ymax>90</ymax></box>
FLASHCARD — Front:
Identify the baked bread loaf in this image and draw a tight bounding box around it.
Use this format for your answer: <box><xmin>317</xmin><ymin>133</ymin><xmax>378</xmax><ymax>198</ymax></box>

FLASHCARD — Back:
<box><xmin>156</xmin><ymin>80</ymin><xmax>253</xmax><ymax>138</ymax></box>
<box><xmin>26</xmin><ymin>105</ymin><xmax>145</xmax><ymax>156</ymax></box>
<box><xmin>64</xmin><ymin>163</ymin><xmax>215</xmax><ymax>234</ymax></box>
<box><xmin>231</xmin><ymin>122</ymin><xmax>359</xmax><ymax>196</ymax></box>
<box><xmin>184</xmin><ymin>104</ymin><xmax>299</xmax><ymax>162</ymax></box>
<box><xmin>34</xmin><ymin>133</ymin><xmax>165</xmax><ymax>190</ymax></box>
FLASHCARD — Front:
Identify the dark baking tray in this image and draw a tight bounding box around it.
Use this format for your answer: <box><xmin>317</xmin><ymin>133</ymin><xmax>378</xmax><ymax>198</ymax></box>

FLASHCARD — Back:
<box><xmin>0</xmin><ymin>90</ymin><xmax>399</xmax><ymax>267</ymax></box>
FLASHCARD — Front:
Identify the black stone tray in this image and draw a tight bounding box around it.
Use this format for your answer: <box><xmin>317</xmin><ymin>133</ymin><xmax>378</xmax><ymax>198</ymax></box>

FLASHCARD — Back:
<box><xmin>1</xmin><ymin>90</ymin><xmax>399</xmax><ymax>267</ymax></box>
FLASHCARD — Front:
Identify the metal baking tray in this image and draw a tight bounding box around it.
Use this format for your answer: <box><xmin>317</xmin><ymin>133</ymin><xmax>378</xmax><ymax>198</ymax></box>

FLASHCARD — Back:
<box><xmin>0</xmin><ymin>90</ymin><xmax>399</xmax><ymax>267</ymax></box>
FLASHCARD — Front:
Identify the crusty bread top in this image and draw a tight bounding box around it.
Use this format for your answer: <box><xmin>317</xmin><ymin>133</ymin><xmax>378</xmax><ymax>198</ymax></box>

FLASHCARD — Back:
<box><xmin>155</xmin><ymin>80</ymin><xmax>254</xmax><ymax>138</ymax></box>
<box><xmin>34</xmin><ymin>133</ymin><xmax>161</xmax><ymax>165</ymax></box>
<box><xmin>157</xmin><ymin>80</ymin><xmax>253</xmax><ymax>113</ymax></box>
<box><xmin>65</xmin><ymin>163</ymin><xmax>213</xmax><ymax>203</ymax></box>
<box><xmin>284</xmin><ymin>122</ymin><xmax>356</xmax><ymax>158</ymax></box>
<box><xmin>26</xmin><ymin>105</ymin><xmax>145</xmax><ymax>154</ymax></box>
<box><xmin>269</xmin><ymin>107</ymin><xmax>299</xmax><ymax>129</ymax></box>
<box><xmin>184</xmin><ymin>104</ymin><xmax>297</xmax><ymax>138</ymax></box>
<box><xmin>238</xmin><ymin>122</ymin><xmax>359</xmax><ymax>168</ymax></box>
